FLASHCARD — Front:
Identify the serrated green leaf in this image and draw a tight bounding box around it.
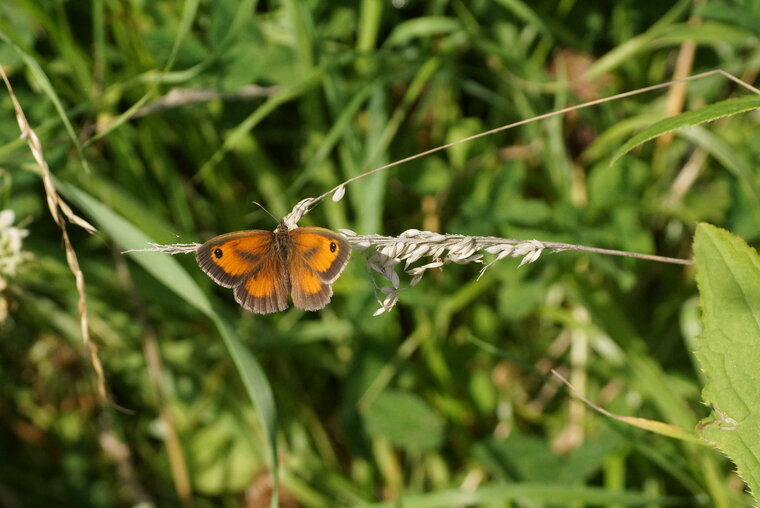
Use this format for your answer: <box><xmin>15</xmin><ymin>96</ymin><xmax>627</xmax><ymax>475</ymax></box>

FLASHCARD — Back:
<box><xmin>610</xmin><ymin>96</ymin><xmax>760</xmax><ymax>167</ymax></box>
<box><xmin>693</xmin><ymin>223</ymin><xmax>760</xmax><ymax>499</ymax></box>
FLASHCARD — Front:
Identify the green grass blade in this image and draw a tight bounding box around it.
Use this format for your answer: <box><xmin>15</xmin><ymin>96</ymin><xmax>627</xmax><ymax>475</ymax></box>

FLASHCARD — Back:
<box><xmin>291</xmin><ymin>80</ymin><xmax>380</xmax><ymax>192</ymax></box>
<box><xmin>56</xmin><ymin>180</ymin><xmax>214</xmax><ymax>314</ymax></box>
<box><xmin>165</xmin><ymin>0</ymin><xmax>201</xmax><ymax>71</ymax></box>
<box><xmin>385</xmin><ymin>17</ymin><xmax>462</xmax><ymax>47</ymax></box>
<box><xmin>196</xmin><ymin>66</ymin><xmax>326</xmax><ymax>182</ymax></box>
<box><xmin>0</xmin><ymin>31</ymin><xmax>92</xmax><ymax>173</ymax></box>
<box><xmin>355</xmin><ymin>483</ymin><xmax>686</xmax><ymax>507</ymax></box>
<box><xmin>54</xmin><ymin>180</ymin><xmax>280</xmax><ymax>502</ymax></box>
<box><xmin>211</xmin><ymin>315</ymin><xmax>279</xmax><ymax>507</ymax></box>
<box><xmin>85</xmin><ymin>0</ymin><xmax>202</xmax><ymax>146</ymax></box>
<box><xmin>584</xmin><ymin>0</ymin><xmax>691</xmax><ymax>79</ymax></box>
<box><xmin>492</xmin><ymin>0</ymin><xmax>551</xmax><ymax>38</ymax></box>
<box><xmin>610</xmin><ymin>95</ymin><xmax>760</xmax><ymax>167</ymax></box>
<box><xmin>696</xmin><ymin>3</ymin><xmax>760</xmax><ymax>35</ymax></box>
<box><xmin>655</xmin><ymin>20</ymin><xmax>755</xmax><ymax>46</ymax></box>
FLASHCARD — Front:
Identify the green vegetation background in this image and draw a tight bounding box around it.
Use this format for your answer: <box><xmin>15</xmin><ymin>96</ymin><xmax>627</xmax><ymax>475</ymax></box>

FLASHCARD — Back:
<box><xmin>1</xmin><ymin>0</ymin><xmax>759</xmax><ymax>506</ymax></box>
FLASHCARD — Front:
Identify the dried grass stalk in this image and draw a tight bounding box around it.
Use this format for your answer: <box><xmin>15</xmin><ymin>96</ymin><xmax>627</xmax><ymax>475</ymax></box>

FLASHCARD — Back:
<box><xmin>0</xmin><ymin>66</ymin><xmax>106</xmax><ymax>401</ymax></box>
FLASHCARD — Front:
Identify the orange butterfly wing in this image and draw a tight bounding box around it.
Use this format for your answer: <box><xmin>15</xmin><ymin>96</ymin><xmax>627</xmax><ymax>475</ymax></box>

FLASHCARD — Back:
<box><xmin>287</xmin><ymin>227</ymin><xmax>351</xmax><ymax>311</ymax></box>
<box><xmin>195</xmin><ymin>230</ymin><xmax>289</xmax><ymax>314</ymax></box>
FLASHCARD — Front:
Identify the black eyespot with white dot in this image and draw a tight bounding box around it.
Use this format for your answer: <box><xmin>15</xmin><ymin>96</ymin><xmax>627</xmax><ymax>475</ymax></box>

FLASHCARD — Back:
<box><xmin>329</xmin><ymin>241</ymin><xmax>337</xmax><ymax>253</ymax></box>
<box><xmin>214</xmin><ymin>248</ymin><xmax>223</xmax><ymax>259</ymax></box>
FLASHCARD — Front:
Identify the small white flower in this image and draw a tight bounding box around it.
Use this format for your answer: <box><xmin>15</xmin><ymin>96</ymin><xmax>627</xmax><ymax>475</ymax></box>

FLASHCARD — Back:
<box><xmin>0</xmin><ymin>210</ymin><xmax>15</xmax><ymax>229</ymax></box>
<box><xmin>0</xmin><ymin>210</ymin><xmax>30</xmax><ymax>277</ymax></box>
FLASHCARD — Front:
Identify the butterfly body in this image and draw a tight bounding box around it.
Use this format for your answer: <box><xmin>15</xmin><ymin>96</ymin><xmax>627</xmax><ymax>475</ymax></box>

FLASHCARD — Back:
<box><xmin>196</xmin><ymin>222</ymin><xmax>350</xmax><ymax>314</ymax></box>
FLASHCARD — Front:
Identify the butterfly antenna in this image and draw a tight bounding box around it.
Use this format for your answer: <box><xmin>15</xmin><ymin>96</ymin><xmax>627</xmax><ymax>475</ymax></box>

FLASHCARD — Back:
<box><xmin>252</xmin><ymin>201</ymin><xmax>279</xmax><ymax>223</ymax></box>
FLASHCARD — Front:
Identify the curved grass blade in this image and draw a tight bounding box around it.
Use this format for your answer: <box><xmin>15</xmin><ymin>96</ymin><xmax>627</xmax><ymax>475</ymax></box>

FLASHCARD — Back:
<box><xmin>385</xmin><ymin>17</ymin><xmax>463</xmax><ymax>47</ymax></box>
<box><xmin>610</xmin><ymin>95</ymin><xmax>760</xmax><ymax>167</ymax></box>
<box><xmin>54</xmin><ymin>180</ymin><xmax>280</xmax><ymax>505</ymax></box>
<box><xmin>552</xmin><ymin>370</ymin><xmax>703</xmax><ymax>445</ymax></box>
<box><xmin>290</xmin><ymin>77</ymin><xmax>384</xmax><ymax>192</ymax></box>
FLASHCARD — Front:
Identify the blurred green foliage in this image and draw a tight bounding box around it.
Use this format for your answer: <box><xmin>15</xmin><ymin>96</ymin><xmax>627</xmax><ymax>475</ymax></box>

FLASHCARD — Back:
<box><xmin>1</xmin><ymin>0</ymin><xmax>759</xmax><ymax>506</ymax></box>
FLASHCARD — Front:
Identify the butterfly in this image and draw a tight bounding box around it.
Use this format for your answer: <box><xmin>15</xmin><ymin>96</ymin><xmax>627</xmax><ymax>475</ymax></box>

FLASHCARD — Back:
<box><xmin>195</xmin><ymin>222</ymin><xmax>350</xmax><ymax>314</ymax></box>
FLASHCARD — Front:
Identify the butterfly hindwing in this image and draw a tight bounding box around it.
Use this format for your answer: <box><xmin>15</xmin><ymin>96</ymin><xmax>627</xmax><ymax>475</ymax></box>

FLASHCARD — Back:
<box><xmin>234</xmin><ymin>252</ymin><xmax>289</xmax><ymax>314</ymax></box>
<box><xmin>289</xmin><ymin>258</ymin><xmax>333</xmax><ymax>311</ymax></box>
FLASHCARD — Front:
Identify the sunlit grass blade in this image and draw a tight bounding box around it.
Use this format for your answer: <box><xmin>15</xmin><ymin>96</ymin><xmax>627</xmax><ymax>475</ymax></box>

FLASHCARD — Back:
<box><xmin>553</xmin><ymin>370</ymin><xmax>704</xmax><ymax>445</ymax></box>
<box><xmin>210</xmin><ymin>316</ymin><xmax>280</xmax><ymax>507</ymax></box>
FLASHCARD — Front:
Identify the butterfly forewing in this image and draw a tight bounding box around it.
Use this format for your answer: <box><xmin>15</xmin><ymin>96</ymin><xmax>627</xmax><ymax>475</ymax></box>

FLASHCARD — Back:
<box><xmin>289</xmin><ymin>227</ymin><xmax>351</xmax><ymax>283</ymax></box>
<box><xmin>196</xmin><ymin>230</ymin><xmax>276</xmax><ymax>287</ymax></box>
